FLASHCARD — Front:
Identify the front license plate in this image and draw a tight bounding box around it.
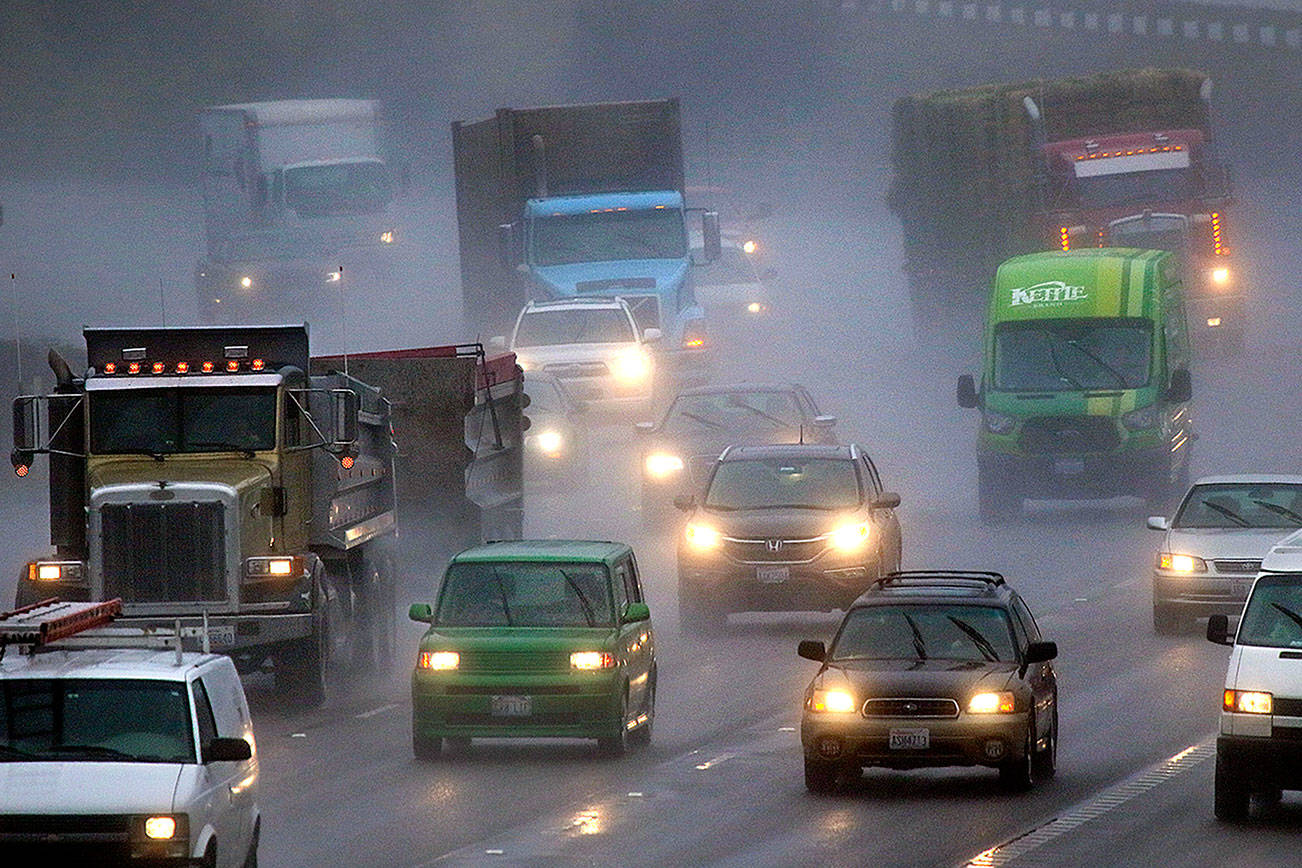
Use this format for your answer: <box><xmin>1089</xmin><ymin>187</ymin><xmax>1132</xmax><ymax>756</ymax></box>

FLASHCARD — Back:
<box><xmin>490</xmin><ymin>695</ymin><xmax>532</xmax><ymax>717</ymax></box>
<box><xmin>756</xmin><ymin>565</ymin><xmax>790</xmax><ymax>584</ymax></box>
<box><xmin>889</xmin><ymin>727</ymin><xmax>930</xmax><ymax>750</ymax></box>
<box><xmin>1053</xmin><ymin>457</ymin><xmax>1085</xmax><ymax>476</ymax></box>
<box><xmin>179</xmin><ymin>624</ymin><xmax>235</xmax><ymax>648</ymax></box>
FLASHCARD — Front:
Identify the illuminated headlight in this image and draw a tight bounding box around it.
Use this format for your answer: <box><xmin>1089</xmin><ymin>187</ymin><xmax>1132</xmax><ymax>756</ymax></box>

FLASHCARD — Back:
<box><xmin>1211</xmin><ymin>267</ymin><xmax>1230</xmax><ymax>285</ymax></box>
<box><xmin>684</xmin><ymin>522</ymin><xmax>721</xmax><ymax>551</ymax></box>
<box><xmin>240</xmin><ymin>276</ymin><xmax>253</xmax><ymax>289</ymax></box>
<box><xmin>967</xmin><ymin>691</ymin><xmax>1016</xmax><ymax>714</ymax></box>
<box><xmin>28</xmin><ymin>561</ymin><xmax>85</xmax><ymax>582</ymax></box>
<box><xmin>570</xmin><ymin>651</ymin><xmax>616</xmax><ymax>670</ymax></box>
<box><xmin>827</xmin><ymin>522</ymin><xmax>870</xmax><ymax>552</ymax></box>
<box><xmin>612</xmin><ymin>347</ymin><xmax>651</xmax><ymax>384</ymax></box>
<box><xmin>809</xmin><ymin>689</ymin><xmax>857</xmax><ymax>713</ymax></box>
<box><xmin>133</xmin><ymin>813</ymin><xmax>188</xmax><ymax>859</ymax></box>
<box><xmin>532</xmin><ymin>429</ymin><xmax>564</xmax><ymax>455</ymax></box>
<box><xmin>746</xmin><ymin>301</ymin><xmax>767</xmax><ymax>314</ymax></box>
<box><xmin>983</xmin><ymin>411</ymin><xmax>1015</xmax><ymax>435</ymax></box>
<box><xmin>417</xmin><ymin>651</ymin><xmax>459</xmax><ymax>670</ymax></box>
<box><xmin>245</xmin><ymin>557</ymin><xmax>300</xmax><ymax>580</ymax></box>
<box><xmin>742</xmin><ymin>239</ymin><xmax>758</xmax><ymax>255</ymax></box>
<box><xmin>516</xmin><ymin>358</ymin><xmax>533</xmax><ymax>373</ymax></box>
<box><xmin>326</xmin><ymin>271</ymin><xmax>342</xmax><ymax>283</ymax></box>
<box><xmin>1224</xmin><ymin>689</ymin><xmax>1272</xmax><ymax>714</ymax></box>
<box><xmin>1158</xmin><ymin>552</ymin><xmax>1206</xmax><ymax>573</ymax></box>
<box><xmin>1121</xmin><ymin>404</ymin><xmax>1159</xmax><ymax>431</ymax></box>
<box><xmin>144</xmin><ymin>816</ymin><xmax>177</xmax><ymax>840</ymax></box>
<box><xmin>644</xmin><ymin>452</ymin><xmax>684</xmax><ymax>478</ymax></box>
<box><xmin>380</xmin><ymin>230</ymin><xmax>396</xmax><ymax>244</ymax></box>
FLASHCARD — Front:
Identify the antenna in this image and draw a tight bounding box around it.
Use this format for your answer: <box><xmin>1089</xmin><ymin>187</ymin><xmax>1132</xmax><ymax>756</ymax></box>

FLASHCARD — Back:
<box><xmin>9</xmin><ymin>274</ymin><xmax>21</xmax><ymax>393</ymax></box>
<box><xmin>337</xmin><ymin>265</ymin><xmax>348</xmax><ymax>377</ymax></box>
<box><xmin>159</xmin><ymin>277</ymin><xmax>167</xmax><ymax>328</ymax></box>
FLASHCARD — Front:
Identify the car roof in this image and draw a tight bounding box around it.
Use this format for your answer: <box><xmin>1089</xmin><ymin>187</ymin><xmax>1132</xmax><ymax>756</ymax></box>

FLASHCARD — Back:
<box><xmin>719</xmin><ymin>443</ymin><xmax>854</xmax><ymax>461</ymax></box>
<box><xmin>672</xmin><ymin>382</ymin><xmax>803</xmax><ymax>398</ymax></box>
<box><xmin>1260</xmin><ymin>529</ymin><xmax>1302</xmax><ymax>573</ymax></box>
<box><xmin>450</xmin><ymin>539</ymin><xmax>632</xmax><ymax>566</ymax></box>
<box><xmin>1189</xmin><ymin>474</ymin><xmax>1302</xmax><ymax>486</ymax></box>
<box><xmin>0</xmin><ymin>647</ymin><xmax>224</xmax><ymax>680</ymax></box>
<box><xmin>848</xmin><ymin>571</ymin><xmax>1014</xmax><ymax>608</ymax></box>
<box><xmin>522</xmin><ymin>297</ymin><xmax>629</xmax><ymax>312</ymax></box>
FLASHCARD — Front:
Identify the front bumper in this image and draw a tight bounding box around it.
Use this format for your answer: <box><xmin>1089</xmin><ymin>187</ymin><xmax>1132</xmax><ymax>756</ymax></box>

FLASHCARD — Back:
<box><xmin>678</xmin><ymin>555</ymin><xmax>876</xmax><ymax>613</ymax></box>
<box><xmin>978</xmin><ymin>445</ymin><xmax>1171</xmax><ymax>498</ymax></box>
<box><xmin>412</xmin><ymin>670</ymin><xmax>623</xmax><ymax>739</ymax></box>
<box><xmin>1153</xmin><ymin>571</ymin><xmax>1253</xmax><ymax>613</ymax></box>
<box><xmin>802</xmin><ymin>712</ymin><xmax>1030</xmax><ymax>769</ymax></box>
<box><xmin>1218</xmin><ymin>732</ymin><xmax>1302</xmax><ymax>790</ymax></box>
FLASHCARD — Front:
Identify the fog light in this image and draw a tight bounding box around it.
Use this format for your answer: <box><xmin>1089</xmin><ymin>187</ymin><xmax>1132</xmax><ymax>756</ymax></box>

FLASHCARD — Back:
<box><xmin>817</xmin><ymin>736</ymin><xmax>843</xmax><ymax>759</ymax></box>
<box><xmin>984</xmin><ymin>739</ymin><xmax>1006</xmax><ymax>760</ymax></box>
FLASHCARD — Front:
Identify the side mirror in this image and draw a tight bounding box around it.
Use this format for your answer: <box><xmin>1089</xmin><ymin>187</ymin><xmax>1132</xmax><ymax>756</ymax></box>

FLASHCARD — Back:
<box><xmin>623</xmin><ymin>601</ymin><xmax>651</xmax><ymax>623</ymax></box>
<box><xmin>642</xmin><ymin>328</ymin><xmax>663</xmax><ymax>343</ymax></box>
<box><xmin>634</xmin><ymin>421</ymin><xmax>655</xmax><ymax>434</ymax></box>
<box><xmin>1024</xmin><ymin>640</ymin><xmax>1058</xmax><ymax>664</ymax></box>
<box><xmin>957</xmin><ymin>374</ymin><xmax>979</xmax><ymax>409</ymax></box>
<box><xmin>497</xmin><ymin>222</ymin><xmax>520</xmax><ymax>271</ymax></box>
<box><xmin>812</xmin><ymin>415</ymin><xmax>836</xmax><ymax>429</ymax></box>
<box><xmin>1166</xmin><ymin>368</ymin><xmax>1192</xmax><ymax>404</ymax></box>
<box><xmin>12</xmin><ymin>396</ymin><xmax>40</xmax><ymax>456</ymax></box>
<box><xmin>672</xmin><ymin>493</ymin><xmax>697</xmax><ymax>512</ymax></box>
<box><xmin>203</xmin><ymin>737</ymin><xmax>252</xmax><ymax>763</ymax></box>
<box><xmin>408</xmin><ymin>603</ymin><xmax>434</xmax><ymax>623</ymax></box>
<box><xmin>330</xmin><ymin>389</ymin><xmax>359</xmax><ymax>446</ymax></box>
<box><xmin>872</xmin><ymin>492</ymin><xmax>901</xmax><ymax>509</ymax></box>
<box><xmin>797</xmin><ymin>640</ymin><xmax>826</xmax><ymax>662</ymax></box>
<box><xmin>1207</xmin><ymin>614</ymin><xmax>1233</xmax><ymax>645</ymax></box>
<box><xmin>702</xmin><ymin>211</ymin><xmax>722</xmax><ymax>263</ymax></box>
<box><xmin>1146</xmin><ymin>516</ymin><xmax>1171</xmax><ymax>531</ymax></box>
<box><xmin>488</xmin><ymin>335</ymin><xmax>506</xmax><ymax>350</ymax></box>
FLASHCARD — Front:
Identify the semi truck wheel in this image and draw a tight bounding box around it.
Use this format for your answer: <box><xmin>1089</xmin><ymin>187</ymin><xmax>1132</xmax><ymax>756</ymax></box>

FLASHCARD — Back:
<box><xmin>275</xmin><ymin>618</ymin><xmax>328</xmax><ymax>707</ymax></box>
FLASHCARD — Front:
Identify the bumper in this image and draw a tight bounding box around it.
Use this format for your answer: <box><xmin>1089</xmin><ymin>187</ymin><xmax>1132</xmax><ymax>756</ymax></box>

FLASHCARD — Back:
<box><xmin>1153</xmin><ymin>572</ymin><xmax>1253</xmax><ymax>613</ymax></box>
<box><xmin>112</xmin><ymin>612</ymin><xmax>314</xmax><ymax>653</ymax></box>
<box><xmin>678</xmin><ymin>558</ymin><xmax>876</xmax><ymax>613</ymax></box>
<box><xmin>979</xmin><ymin>445</ymin><xmax>1170</xmax><ymax>498</ymax></box>
<box><xmin>412</xmin><ymin>671</ymin><xmax>623</xmax><ymax>739</ymax></box>
<box><xmin>1218</xmin><ymin>733</ymin><xmax>1302</xmax><ymax>790</ymax></box>
<box><xmin>802</xmin><ymin>713</ymin><xmax>1030</xmax><ymax>769</ymax></box>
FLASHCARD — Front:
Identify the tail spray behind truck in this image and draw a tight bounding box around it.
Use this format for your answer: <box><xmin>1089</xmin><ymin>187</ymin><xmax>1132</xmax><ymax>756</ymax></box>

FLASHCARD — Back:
<box><xmin>452</xmin><ymin>99</ymin><xmax>721</xmax><ymax>387</ymax></box>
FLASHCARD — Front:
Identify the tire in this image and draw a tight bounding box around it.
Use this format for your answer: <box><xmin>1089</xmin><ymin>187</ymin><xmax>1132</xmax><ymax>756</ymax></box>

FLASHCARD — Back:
<box><xmin>202</xmin><ymin>841</ymin><xmax>217</xmax><ymax>868</ymax></box>
<box><xmin>413</xmin><ymin>731</ymin><xmax>444</xmax><ymax>762</ymax></box>
<box><xmin>353</xmin><ymin>557</ymin><xmax>396</xmax><ymax>674</ymax></box>
<box><xmin>630</xmin><ymin>674</ymin><xmax>656</xmax><ymax>748</ymax></box>
<box><xmin>804</xmin><ymin>757</ymin><xmax>841</xmax><ymax>794</ymax></box>
<box><xmin>1032</xmin><ymin>705</ymin><xmax>1058</xmax><ymax>781</ymax></box>
<box><xmin>1214</xmin><ymin>749</ymin><xmax>1250</xmax><ymax>821</ymax></box>
<box><xmin>1153</xmin><ymin>602</ymin><xmax>1183</xmax><ymax>635</ymax></box>
<box><xmin>999</xmin><ymin>724</ymin><xmax>1036</xmax><ymax>791</ymax></box>
<box><xmin>598</xmin><ymin>691</ymin><xmax>632</xmax><ymax>758</ymax></box>
<box><xmin>274</xmin><ymin>630</ymin><xmax>326</xmax><ymax>708</ymax></box>
<box><xmin>978</xmin><ymin>465</ymin><xmax>1019</xmax><ymax>525</ymax></box>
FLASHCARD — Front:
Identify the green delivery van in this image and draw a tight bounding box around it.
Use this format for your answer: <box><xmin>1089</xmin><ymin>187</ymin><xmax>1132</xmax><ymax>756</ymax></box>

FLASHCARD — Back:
<box><xmin>957</xmin><ymin>249</ymin><xmax>1193</xmax><ymax>522</ymax></box>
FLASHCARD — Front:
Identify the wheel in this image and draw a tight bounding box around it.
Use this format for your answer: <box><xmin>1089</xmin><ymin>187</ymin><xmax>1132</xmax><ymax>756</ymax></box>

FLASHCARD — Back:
<box><xmin>1032</xmin><ymin>705</ymin><xmax>1057</xmax><ymax>780</ymax></box>
<box><xmin>1153</xmin><ymin>602</ymin><xmax>1183</xmax><ymax>635</ymax></box>
<box><xmin>978</xmin><ymin>465</ymin><xmax>1019</xmax><ymax>524</ymax></box>
<box><xmin>242</xmin><ymin>821</ymin><xmax>259</xmax><ymax>868</ymax></box>
<box><xmin>201</xmin><ymin>841</ymin><xmax>217</xmax><ymax>868</ymax></box>
<box><xmin>274</xmin><ymin>629</ymin><xmax>326</xmax><ymax>708</ymax></box>
<box><xmin>804</xmin><ymin>757</ymin><xmax>841</xmax><ymax>794</ymax></box>
<box><xmin>353</xmin><ymin>557</ymin><xmax>396</xmax><ymax>673</ymax></box>
<box><xmin>1214</xmin><ymin>748</ymin><xmax>1250</xmax><ymax>821</ymax></box>
<box><xmin>630</xmin><ymin>674</ymin><xmax>656</xmax><ymax>748</ymax></box>
<box><xmin>413</xmin><ymin>731</ymin><xmax>444</xmax><ymax>762</ymax></box>
<box><xmin>999</xmin><ymin>724</ymin><xmax>1036</xmax><ymax>791</ymax></box>
<box><xmin>598</xmin><ymin>691</ymin><xmax>632</xmax><ymax>757</ymax></box>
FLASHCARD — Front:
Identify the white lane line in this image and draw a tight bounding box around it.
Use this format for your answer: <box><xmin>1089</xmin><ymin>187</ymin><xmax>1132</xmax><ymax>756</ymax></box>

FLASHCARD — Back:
<box><xmin>694</xmin><ymin>752</ymin><xmax>736</xmax><ymax>770</ymax></box>
<box><xmin>354</xmin><ymin>702</ymin><xmax>399</xmax><ymax>720</ymax></box>
<box><xmin>960</xmin><ymin>737</ymin><xmax>1216</xmax><ymax>867</ymax></box>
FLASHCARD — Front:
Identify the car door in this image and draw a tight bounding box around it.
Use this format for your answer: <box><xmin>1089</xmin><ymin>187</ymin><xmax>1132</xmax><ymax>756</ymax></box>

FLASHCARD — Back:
<box><xmin>862</xmin><ymin>454</ymin><xmax>901</xmax><ymax>569</ymax></box>
<box><xmin>1011</xmin><ymin>595</ymin><xmax>1056</xmax><ymax>740</ymax></box>
<box><xmin>190</xmin><ymin>676</ymin><xmax>242</xmax><ymax>867</ymax></box>
<box><xmin>614</xmin><ymin>556</ymin><xmax>653</xmax><ymax>716</ymax></box>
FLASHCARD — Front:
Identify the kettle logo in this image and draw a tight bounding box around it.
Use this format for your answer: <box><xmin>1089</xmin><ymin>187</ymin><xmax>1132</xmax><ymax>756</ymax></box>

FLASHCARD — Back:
<box><xmin>1010</xmin><ymin>281</ymin><xmax>1088</xmax><ymax>307</ymax></box>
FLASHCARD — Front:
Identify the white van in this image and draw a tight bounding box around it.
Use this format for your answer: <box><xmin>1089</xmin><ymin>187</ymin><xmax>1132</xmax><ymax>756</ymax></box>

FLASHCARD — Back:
<box><xmin>0</xmin><ymin>604</ymin><xmax>260</xmax><ymax>866</ymax></box>
<box><xmin>1206</xmin><ymin>527</ymin><xmax>1302</xmax><ymax>820</ymax></box>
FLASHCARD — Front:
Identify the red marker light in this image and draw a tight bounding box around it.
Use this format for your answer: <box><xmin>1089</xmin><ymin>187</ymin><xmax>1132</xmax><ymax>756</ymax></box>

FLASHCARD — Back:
<box><xmin>251</xmin><ymin>358</ymin><xmax>265</xmax><ymax>371</ymax></box>
<box><xmin>226</xmin><ymin>360</ymin><xmax>240</xmax><ymax>372</ymax></box>
<box><xmin>103</xmin><ymin>362</ymin><xmax>117</xmax><ymax>374</ymax></box>
<box><xmin>127</xmin><ymin>362</ymin><xmax>141</xmax><ymax>375</ymax></box>
<box><xmin>176</xmin><ymin>362</ymin><xmax>189</xmax><ymax>374</ymax></box>
<box><xmin>151</xmin><ymin>362</ymin><xmax>165</xmax><ymax>374</ymax></box>
<box><xmin>340</xmin><ymin>455</ymin><xmax>355</xmax><ymax>470</ymax></box>
<box><xmin>14</xmin><ymin>464</ymin><xmax>29</xmax><ymax>478</ymax></box>
<box><xmin>201</xmin><ymin>361</ymin><xmax>215</xmax><ymax>373</ymax></box>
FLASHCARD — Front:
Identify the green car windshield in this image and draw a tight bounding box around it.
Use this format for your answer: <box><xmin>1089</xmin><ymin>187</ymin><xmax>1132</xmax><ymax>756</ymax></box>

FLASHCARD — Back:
<box><xmin>832</xmin><ymin>605</ymin><xmax>1017</xmax><ymax>663</ymax></box>
<box><xmin>436</xmin><ymin>561</ymin><xmax>615</xmax><ymax>627</ymax></box>
<box><xmin>992</xmin><ymin>318</ymin><xmax>1152</xmax><ymax>392</ymax></box>
<box><xmin>1237</xmin><ymin>576</ymin><xmax>1302</xmax><ymax>649</ymax></box>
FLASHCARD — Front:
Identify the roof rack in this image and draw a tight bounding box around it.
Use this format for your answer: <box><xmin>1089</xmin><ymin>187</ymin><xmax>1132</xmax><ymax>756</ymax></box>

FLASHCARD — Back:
<box><xmin>0</xmin><ymin>598</ymin><xmax>216</xmax><ymax>665</ymax></box>
<box><xmin>872</xmin><ymin>570</ymin><xmax>1007</xmax><ymax>590</ymax></box>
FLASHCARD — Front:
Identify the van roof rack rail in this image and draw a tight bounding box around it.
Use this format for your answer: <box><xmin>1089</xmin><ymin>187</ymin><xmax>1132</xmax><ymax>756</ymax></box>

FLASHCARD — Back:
<box><xmin>0</xmin><ymin>598</ymin><xmax>218</xmax><ymax>665</ymax></box>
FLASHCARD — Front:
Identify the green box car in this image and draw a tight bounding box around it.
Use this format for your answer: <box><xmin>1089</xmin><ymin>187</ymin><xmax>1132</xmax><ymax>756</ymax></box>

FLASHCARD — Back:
<box><xmin>958</xmin><ymin>249</ymin><xmax>1194</xmax><ymax>522</ymax></box>
<box><xmin>408</xmin><ymin>540</ymin><xmax>656</xmax><ymax>757</ymax></box>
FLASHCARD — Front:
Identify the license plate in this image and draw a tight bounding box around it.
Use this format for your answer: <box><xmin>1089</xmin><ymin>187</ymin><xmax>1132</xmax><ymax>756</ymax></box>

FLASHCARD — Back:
<box><xmin>490</xmin><ymin>695</ymin><xmax>532</xmax><ymax>717</ymax></box>
<box><xmin>1053</xmin><ymin>457</ymin><xmax>1085</xmax><ymax>476</ymax></box>
<box><xmin>889</xmin><ymin>727</ymin><xmax>930</xmax><ymax>750</ymax></box>
<box><xmin>756</xmin><ymin>565</ymin><xmax>789</xmax><ymax>584</ymax></box>
<box><xmin>179</xmin><ymin>624</ymin><xmax>235</xmax><ymax>648</ymax></box>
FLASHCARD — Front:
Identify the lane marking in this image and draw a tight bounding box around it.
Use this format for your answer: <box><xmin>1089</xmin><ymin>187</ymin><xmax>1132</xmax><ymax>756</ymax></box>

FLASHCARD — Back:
<box><xmin>694</xmin><ymin>752</ymin><xmax>736</xmax><ymax>770</ymax></box>
<box><xmin>960</xmin><ymin>737</ymin><xmax>1216</xmax><ymax>867</ymax></box>
<box><xmin>354</xmin><ymin>702</ymin><xmax>399</xmax><ymax>720</ymax></box>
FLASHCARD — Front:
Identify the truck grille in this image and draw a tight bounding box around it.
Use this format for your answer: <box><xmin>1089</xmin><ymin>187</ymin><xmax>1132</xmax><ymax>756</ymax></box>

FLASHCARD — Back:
<box><xmin>1213</xmin><ymin>559</ymin><xmax>1262</xmax><ymax>574</ymax></box>
<box><xmin>862</xmin><ymin>698</ymin><xmax>960</xmax><ymax>719</ymax></box>
<box><xmin>101</xmin><ymin>501</ymin><xmax>227</xmax><ymax>603</ymax></box>
<box><xmin>457</xmin><ymin>650</ymin><xmax>570</xmax><ymax>672</ymax></box>
<box><xmin>1018</xmin><ymin>416</ymin><xmax>1119</xmax><ymax>455</ymax></box>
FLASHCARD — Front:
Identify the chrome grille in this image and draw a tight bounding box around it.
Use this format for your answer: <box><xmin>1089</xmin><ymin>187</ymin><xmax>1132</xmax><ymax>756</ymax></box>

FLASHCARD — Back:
<box><xmin>722</xmin><ymin>536</ymin><xmax>826</xmax><ymax>563</ymax></box>
<box><xmin>1213</xmin><ymin>559</ymin><xmax>1262</xmax><ymax>574</ymax></box>
<box><xmin>101</xmin><ymin>501</ymin><xmax>226</xmax><ymax>603</ymax></box>
<box><xmin>862</xmin><ymin>698</ymin><xmax>960</xmax><ymax>719</ymax></box>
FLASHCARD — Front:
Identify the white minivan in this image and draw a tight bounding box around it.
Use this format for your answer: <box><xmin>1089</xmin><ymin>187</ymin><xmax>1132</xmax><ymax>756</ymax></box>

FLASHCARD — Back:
<box><xmin>1206</xmin><ymin>527</ymin><xmax>1302</xmax><ymax>820</ymax></box>
<box><xmin>0</xmin><ymin>645</ymin><xmax>260</xmax><ymax>866</ymax></box>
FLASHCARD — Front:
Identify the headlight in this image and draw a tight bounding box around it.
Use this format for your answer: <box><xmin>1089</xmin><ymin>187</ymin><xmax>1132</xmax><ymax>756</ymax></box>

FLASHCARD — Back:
<box><xmin>983</xmin><ymin>411</ymin><xmax>1015</xmax><ymax>435</ymax></box>
<box><xmin>612</xmin><ymin>347</ymin><xmax>651</xmax><ymax>383</ymax></box>
<box><xmin>967</xmin><ymin>691</ymin><xmax>1016</xmax><ymax>714</ymax></box>
<box><xmin>1224</xmin><ymin>690</ymin><xmax>1272</xmax><ymax>714</ymax></box>
<box><xmin>417</xmin><ymin>651</ymin><xmax>459</xmax><ymax>670</ymax></box>
<box><xmin>533</xmin><ymin>430</ymin><xmax>563</xmax><ymax>455</ymax></box>
<box><xmin>516</xmin><ymin>359</ymin><xmax>532</xmax><ymax>372</ymax></box>
<box><xmin>827</xmin><ymin>522</ymin><xmax>870</xmax><ymax>552</ymax></box>
<box><xmin>380</xmin><ymin>230</ymin><xmax>396</xmax><ymax>244</ymax></box>
<box><xmin>1122</xmin><ymin>405</ymin><xmax>1159</xmax><ymax>431</ymax></box>
<box><xmin>133</xmin><ymin>813</ymin><xmax>188</xmax><ymax>859</ymax></box>
<box><xmin>685</xmin><ymin>522</ymin><xmax>721</xmax><ymax>550</ymax></box>
<box><xmin>645</xmin><ymin>452</ymin><xmax>684</xmax><ymax>478</ymax></box>
<box><xmin>245</xmin><ymin>556</ymin><xmax>300</xmax><ymax>581</ymax></box>
<box><xmin>1158</xmin><ymin>552</ymin><xmax>1207</xmax><ymax>573</ymax></box>
<box><xmin>240</xmin><ymin>276</ymin><xmax>253</xmax><ymax>289</ymax></box>
<box><xmin>28</xmin><ymin>561</ymin><xmax>85</xmax><ymax>582</ymax></box>
<box><xmin>809</xmin><ymin>689</ymin><xmax>857</xmax><ymax>713</ymax></box>
<box><xmin>143</xmin><ymin>816</ymin><xmax>177</xmax><ymax>840</ymax></box>
<box><xmin>570</xmin><ymin>651</ymin><xmax>616</xmax><ymax>670</ymax></box>
<box><xmin>1211</xmin><ymin>267</ymin><xmax>1230</xmax><ymax>285</ymax></box>
<box><xmin>742</xmin><ymin>240</ymin><xmax>758</xmax><ymax>255</ymax></box>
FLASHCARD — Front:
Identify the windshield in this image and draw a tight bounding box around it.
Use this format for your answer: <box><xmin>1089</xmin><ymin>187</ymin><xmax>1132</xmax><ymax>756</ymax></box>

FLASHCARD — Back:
<box><xmin>1071</xmin><ymin>167</ymin><xmax>1196</xmax><ymax>209</ymax></box>
<box><xmin>435</xmin><ymin>561</ymin><xmax>614</xmax><ymax>627</ymax></box>
<box><xmin>514</xmin><ymin>308</ymin><xmax>636</xmax><ymax>347</ymax></box>
<box><xmin>993</xmin><ymin>318</ymin><xmax>1152</xmax><ymax>391</ymax></box>
<box><xmin>91</xmin><ymin>387</ymin><xmax>277</xmax><ymax>455</ymax></box>
<box><xmin>705</xmin><ymin>457</ymin><xmax>859</xmax><ymax>511</ymax></box>
<box><xmin>531</xmin><ymin>209</ymin><xmax>687</xmax><ymax>266</ymax></box>
<box><xmin>1237</xmin><ymin>575</ymin><xmax>1302</xmax><ymax>649</ymax></box>
<box><xmin>284</xmin><ymin>161</ymin><xmax>392</xmax><ymax>217</ymax></box>
<box><xmin>1174</xmin><ymin>483</ymin><xmax>1302</xmax><ymax>529</ymax></box>
<box><xmin>665</xmin><ymin>391</ymin><xmax>801</xmax><ymax>433</ymax></box>
<box><xmin>0</xmin><ymin>679</ymin><xmax>195</xmax><ymax>763</ymax></box>
<box><xmin>832</xmin><ymin>605</ymin><xmax>1017</xmax><ymax>662</ymax></box>
<box><xmin>1106</xmin><ymin>218</ymin><xmax>1188</xmax><ymax>253</ymax></box>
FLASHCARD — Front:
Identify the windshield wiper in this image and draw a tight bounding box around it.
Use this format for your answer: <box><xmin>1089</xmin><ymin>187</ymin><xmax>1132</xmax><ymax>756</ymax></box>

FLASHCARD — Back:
<box><xmin>558</xmin><ymin>569</ymin><xmax>597</xmax><ymax>627</ymax></box>
<box><xmin>902</xmin><ymin>613</ymin><xmax>928</xmax><ymax>661</ymax></box>
<box><xmin>1270</xmin><ymin>602</ymin><xmax>1302</xmax><ymax>634</ymax></box>
<box><xmin>186</xmin><ymin>441</ymin><xmax>257</xmax><ymax>458</ymax></box>
<box><xmin>1063</xmin><ymin>338</ymin><xmax>1130</xmax><ymax>389</ymax></box>
<box><xmin>1202</xmin><ymin>499</ymin><xmax>1251</xmax><ymax>527</ymax></box>
<box><xmin>490</xmin><ymin>567</ymin><xmax>514</xmax><ymax>627</ymax></box>
<box><xmin>946</xmin><ymin>615</ymin><xmax>1000</xmax><ymax>662</ymax></box>
<box><xmin>679</xmin><ymin>411</ymin><xmax>725</xmax><ymax>429</ymax></box>
<box><xmin>1045</xmin><ymin>340</ymin><xmax>1085</xmax><ymax>390</ymax></box>
<box><xmin>726</xmin><ymin>398</ymin><xmax>790</xmax><ymax>428</ymax></box>
<box><xmin>1252</xmin><ymin>500</ymin><xmax>1302</xmax><ymax>526</ymax></box>
<box><xmin>44</xmin><ymin>744</ymin><xmax>137</xmax><ymax>760</ymax></box>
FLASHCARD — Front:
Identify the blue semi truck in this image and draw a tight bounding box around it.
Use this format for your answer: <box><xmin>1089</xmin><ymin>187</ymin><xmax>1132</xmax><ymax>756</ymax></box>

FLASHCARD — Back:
<box><xmin>452</xmin><ymin>99</ymin><xmax>720</xmax><ymax>386</ymax></box>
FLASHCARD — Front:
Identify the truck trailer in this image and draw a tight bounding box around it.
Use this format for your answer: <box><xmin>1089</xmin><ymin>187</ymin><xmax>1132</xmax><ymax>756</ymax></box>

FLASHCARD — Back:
<box><xmin>10</xmin><ymin>325</ymin><xmax>523</xmax><ymax>706</ymax></box>
<box><xmin>452</xmin><ymin>98</ymin><xmax>721</xmax><ymax>387</ymax></box>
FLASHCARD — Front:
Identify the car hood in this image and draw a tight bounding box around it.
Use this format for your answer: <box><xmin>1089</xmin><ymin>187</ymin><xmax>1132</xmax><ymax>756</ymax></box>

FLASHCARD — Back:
<box><xmin>420</xmin><ymin>626</ymin><xmax>621</xmax><ymax>652</ymax></box>
<box><xmin>0</xmin><ymin>762</ymin><xmax>184</xmax><ymax>813</ymax></box>
<box><xmin>820</xmin><ymin>659</ymin><xmax>1019</xmax><ymax>700</ymax></box>
<box><xmin>531</xmin><ymin>259</ymin><xmax>689</xmax><ymax>298</ymax></box>
<box><xmin>696</xmin><ymin>507</ymin><xmax>863</xmax><ymax>540</ymax></box>
<box><xmin>1164</xmin><ymin>527</ymin><xmax>1298</xmax><ymax>559</ymax></box>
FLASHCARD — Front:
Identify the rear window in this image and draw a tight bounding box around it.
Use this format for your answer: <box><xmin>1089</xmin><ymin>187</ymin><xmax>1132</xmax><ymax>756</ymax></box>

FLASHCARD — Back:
<box><xmin>435</xmin><ymin>561</ymin><xmax>614</xmax><ymax>627</ymax></box>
